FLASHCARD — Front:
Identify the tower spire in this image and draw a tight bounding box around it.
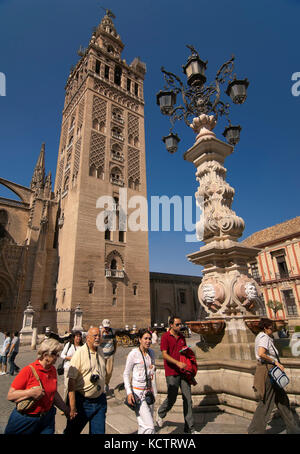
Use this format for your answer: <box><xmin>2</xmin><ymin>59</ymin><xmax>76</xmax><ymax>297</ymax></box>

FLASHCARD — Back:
<box><xmin>31</xmin><ymin>143</ymin><xmax>45</xmax><ymax>191</ymax></box>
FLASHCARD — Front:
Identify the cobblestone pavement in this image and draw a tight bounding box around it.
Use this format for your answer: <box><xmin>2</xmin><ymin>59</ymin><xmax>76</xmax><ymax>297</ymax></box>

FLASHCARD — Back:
<box><xmin>0</xmin><ymin>336</ymin><xmax>291</xmax><ymax>434</ymax></box>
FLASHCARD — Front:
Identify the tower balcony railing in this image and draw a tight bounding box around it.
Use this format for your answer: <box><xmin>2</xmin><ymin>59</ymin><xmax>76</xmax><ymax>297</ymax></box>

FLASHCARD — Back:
<box><xmin>112</xmin><ymin>132</ymin><xmax>124</xmax><ymax>141</ymax></box>
<box><xmin>110</xmin><ymin>176</ymin><xmax>124</xmax><ymax>187</ymax></box>
<box><xmin>111</xmin><ymin>152</ymin><xmax>124</xmax><ymax>163</ymax></box>
<box><xmin>105</xmin><ymin>269</ymin><xmax>125</xmax><ymax>278</ymax></box>
<box><xmin>112</xmin><ymin>115</ymin><xmax>124</xmax><ymax>124</ymax></box>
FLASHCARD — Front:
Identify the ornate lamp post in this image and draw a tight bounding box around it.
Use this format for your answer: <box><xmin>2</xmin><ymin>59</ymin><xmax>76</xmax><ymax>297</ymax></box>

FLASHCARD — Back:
<box><xmin>156</xmin><ymin>46</ymin><xmax>263</xmax><ymax>361</ymax></box>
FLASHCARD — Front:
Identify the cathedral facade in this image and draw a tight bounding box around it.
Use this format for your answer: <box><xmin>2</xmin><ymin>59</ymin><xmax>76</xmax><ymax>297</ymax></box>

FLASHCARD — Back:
<box><xmin>0</xmin><ymin>12</ymin><xmax>151</xmax><ymax>334</ymax></box>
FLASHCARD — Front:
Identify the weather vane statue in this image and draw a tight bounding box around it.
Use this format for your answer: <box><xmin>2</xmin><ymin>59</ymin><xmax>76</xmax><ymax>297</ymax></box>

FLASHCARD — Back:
<box><xmin>100</xmin><ymin>6</ymin><xmax>116</xmax><ymax>19</ymax></box>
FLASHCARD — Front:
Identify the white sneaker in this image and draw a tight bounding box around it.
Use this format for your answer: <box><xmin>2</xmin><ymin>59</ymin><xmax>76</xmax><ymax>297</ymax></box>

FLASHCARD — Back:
<box><xmin>156</xmin><ymin>410</ymin><xmax>164</xmax><ymax>428</ymax></box>
<box><xmin>190</xmin><ymin>430</ymin><xmax>201</xmax><ymax>434</ymax></box>
<box><xmin>0</xmin><ymin>372</ymin><xmax>5</xmax><ymax>375</ymax></box>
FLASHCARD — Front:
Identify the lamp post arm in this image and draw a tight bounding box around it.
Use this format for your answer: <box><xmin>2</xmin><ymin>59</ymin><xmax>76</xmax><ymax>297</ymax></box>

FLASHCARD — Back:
<box><xmin>161</xmin><ymin>67</ymin><xmax>189</xmax><ymax>110</ymax></box>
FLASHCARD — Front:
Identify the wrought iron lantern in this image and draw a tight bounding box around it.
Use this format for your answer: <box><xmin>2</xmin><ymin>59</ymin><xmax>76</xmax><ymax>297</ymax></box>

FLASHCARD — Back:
<box><xmin>226</xmin><ymin>78</ymin><xmax>249</xmax><ymax>104</ymax></box>
<box><xmin>222</xmin><ymin>125</ymin><xmax>241</xmax><ymax>145</ymax></box>
<box><xmin>156</xmin><ymin>45</ymin><xmax>249</xmax><ymax>152</ymax></box>
<box><xmin>156</xmin><ymin>90</ymin><xmax>177</xmax><ymax>115</ymax></box>
<box><xmin>183</xmin><ymin>53</ymin><xmax>207</xmax><ymax>87</ymax></box>
<box><xmin>162</xmin><ymin>132</ymin><xmax>181</xmax><ymax>154</ymax></box>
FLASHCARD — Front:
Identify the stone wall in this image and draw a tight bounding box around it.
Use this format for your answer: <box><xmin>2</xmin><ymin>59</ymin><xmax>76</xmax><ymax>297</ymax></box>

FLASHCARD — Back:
<box><xmin>155</xmin><ymin>358</ymin><xmax>300</xmax><ymax>419</ymax></box>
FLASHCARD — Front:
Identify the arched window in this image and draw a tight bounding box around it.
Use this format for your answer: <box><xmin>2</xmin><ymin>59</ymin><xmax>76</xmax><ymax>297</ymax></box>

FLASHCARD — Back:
<box><xmin>134</xmin><ymin>137</ymin><xmax>139</xmax><ymax>148</ymax></box>
<box><xmin>114</xmin><ymin>65</ymin><xmax>122</xmax><ymax>86</ymax></box>
<box><xmin>111</xmin><ymin>259</ymin><xmax>117</xmax><ymax>270</ymax></box>
<box><xmin>99</xmin><ymin>121</ymin><xmax>106</xmax><ymax>133</ymax></box>
<box><xmin>110</xmin><ymin>167</ymin><xmax>123</xmax><ymax>186</ymax></box>
<box><xmin>128</xmin><ymin>134</ymin><xmax>133</xmax><ymax>145</ymax></box>
<box><xmin>97</xmin><ymin>167</ymin><xmax>104</xmax><ymax>180</ymax></box>
<box><xmin>89</xmin><ymin>165</ymin><xmax>96</xmax><ymax>177</ymax></box>
<box><xmin>128</xmin><ymin>177</ymin><xmax>134</xmax><ymax>189</ymax></box>
<box><xmin>134</xmin><ymin>179</ymin><xmax>140</xmax><ymax>191</ymax></box>
<box><xmin>92</xmin><ymin>118</ymin><xmax>99</xmax><ymax>130</ymax></box>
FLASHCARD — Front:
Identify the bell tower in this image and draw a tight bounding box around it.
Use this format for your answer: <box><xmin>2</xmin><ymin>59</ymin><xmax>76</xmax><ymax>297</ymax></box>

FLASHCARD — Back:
<box><xmin>54</xmin><ymin>11</ymin><xmax>150</xmax><ymax>331</ymax></box>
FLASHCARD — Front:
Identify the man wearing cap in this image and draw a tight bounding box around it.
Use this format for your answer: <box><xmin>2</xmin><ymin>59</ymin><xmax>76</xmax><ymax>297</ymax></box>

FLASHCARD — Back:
<box><xmin>100</xmin><ymin>319</ymin><xmax>117</xmax><ymax>394</ymax></box>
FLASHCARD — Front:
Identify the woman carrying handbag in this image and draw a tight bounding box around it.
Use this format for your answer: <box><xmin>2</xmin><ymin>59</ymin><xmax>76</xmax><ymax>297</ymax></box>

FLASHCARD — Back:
<box><xmin>248</xmin><ymin>318</ymin><xmax>300</xmax><ymax>434</ymax></box>
<box><xmin>123</xmin><ymin>329</ymin><xmax>157</xmax><ymax>434</ymax></box>
<box><xmin>5</xmin><ymin>338</ymin><xmax>69</xmax><ymax>434</ymax></box>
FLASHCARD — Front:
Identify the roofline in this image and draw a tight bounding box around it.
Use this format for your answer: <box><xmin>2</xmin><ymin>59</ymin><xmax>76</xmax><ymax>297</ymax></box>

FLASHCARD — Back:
<box><xmin>243</xmin><ymin>230</ymin><xmax>300</xmax><ymax>249</ymax></box>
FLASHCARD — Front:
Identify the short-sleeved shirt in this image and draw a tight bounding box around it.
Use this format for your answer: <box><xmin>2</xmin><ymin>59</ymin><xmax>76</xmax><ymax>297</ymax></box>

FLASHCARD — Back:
<box><xmin>11</xmin><ymin>336</ymin><xmax>20</xmax><ymax>353</ymax></box>
<box><xmin>100</xmin><ymin>328</ymin><xmax>116</xmax><ymax>358</ymax></box>
<box><xmin>11</xmin><ymin>360</ymin><xmax>57</xmax><ymax>414</ymax></box>
<box><xmin>255</xmin><ymin>332</ymin><xmax>279</xmax><ymax>363</ymax></box>
<box><xmin>67</xmin><ymin>344</ymin><xmax>106</xmax><ymax>398</ymax></box>
<box><xmin>1</xmin><ymin>337</ymin><xmax>11</xmax><ymax>356</ymax></box>
<box><xmin>160</xmin><ymin>330</ymin><xmax>186</xmax><ymax>376</ymax></box>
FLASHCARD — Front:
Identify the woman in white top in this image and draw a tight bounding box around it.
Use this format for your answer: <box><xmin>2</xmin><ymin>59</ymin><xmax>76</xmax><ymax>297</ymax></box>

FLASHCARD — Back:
<box><xmin>60</xmin><ymin>331</ymin><xmax>83</xmax><ymax>402</ymax></box>
<box><xmin>248</xmin><ymin>318</ymin><xmax>299</xmax><ymax>434</ymax></box>
<box><xmin>123</xmin><ymin>329</ymin><xmax>157</xmax><ymax>434</ymax></box>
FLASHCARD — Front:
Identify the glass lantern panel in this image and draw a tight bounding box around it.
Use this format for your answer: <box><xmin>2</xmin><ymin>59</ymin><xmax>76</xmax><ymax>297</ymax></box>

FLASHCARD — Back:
<box><xmin>161</xmin><ymin>94</ymin><xmax>172</xmax><ymax>108</ymax></box>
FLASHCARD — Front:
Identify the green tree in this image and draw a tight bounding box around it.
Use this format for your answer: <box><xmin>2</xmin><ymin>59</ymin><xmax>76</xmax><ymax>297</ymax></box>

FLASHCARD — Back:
<box><xmin>267</xmin><ymin>300</ymin><xmax>283</xmax><ymax>319</ymax></box>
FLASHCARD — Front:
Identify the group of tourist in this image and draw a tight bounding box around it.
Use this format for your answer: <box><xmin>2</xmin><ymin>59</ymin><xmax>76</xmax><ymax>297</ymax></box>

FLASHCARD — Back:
<box><xmin>0</xmin><ymin>331</ymin><xmax>20</xmax><ymax>376</ymax></box>
<box><xmin>2</xmin><ymin>316</ymin><xmax>300</xmax><ymax>434</ymax></box>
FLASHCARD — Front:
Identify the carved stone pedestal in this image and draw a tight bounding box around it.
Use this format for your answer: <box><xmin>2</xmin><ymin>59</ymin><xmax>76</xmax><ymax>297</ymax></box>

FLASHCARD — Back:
<box><xmin>20</xmin><ymin>303</ymin><xmax>35</xmax><ymax>346</ymax></box>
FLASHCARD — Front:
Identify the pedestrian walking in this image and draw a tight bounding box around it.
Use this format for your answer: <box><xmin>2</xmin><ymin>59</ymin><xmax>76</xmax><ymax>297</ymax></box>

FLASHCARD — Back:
<box><xmin>64</xmin><ymin>326</ymin><xmax>107</xmax><ymax>434</ymax></box>
<box><xmin>248</xmin><ymin>318</ymin><xmax>300</xmax><ymax>434</ymax></box>
<box><xmin>7</xmin><ymin>331</ymin><xmax>20</xmax><ymax>376</ymax></box>
<box><xmin>151</xmin><ymin>330</ymin><xmax>158</xmax><ymax>345</ymax></box>
<box><xmin>4</xmin><ymin>338</ymin><xmax>69</xmax><ymax>434</ymax></box>
<box><xmin>100</xmin><ymin>319</ymin><xmax>117</xmax><ymax>394</ymax></box>
<box><xmin>123</xmin><ymin>329</ymin><xmax>156</xmax><ymax>434</ymax></box>
<box><xmin>156</xmin><ymin>316</ymin><xmax>200</xmax><ymax>434</ymax></box>
<box><xmin>60</xmin><ymin>331</ymin><xmax>83</xmax><ymax>402</ymax></box>
<box><xmin>0</xmin><ymin>331</ymin><xmax>11</xmax><ymax>375</ymax></box>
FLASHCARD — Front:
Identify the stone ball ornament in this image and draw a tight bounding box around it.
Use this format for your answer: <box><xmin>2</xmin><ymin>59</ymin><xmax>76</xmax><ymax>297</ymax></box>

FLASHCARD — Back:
<box><xmin>198</xmin><ymin>279</ymin><xmax>225</xmax><ymax>313</ymax></box>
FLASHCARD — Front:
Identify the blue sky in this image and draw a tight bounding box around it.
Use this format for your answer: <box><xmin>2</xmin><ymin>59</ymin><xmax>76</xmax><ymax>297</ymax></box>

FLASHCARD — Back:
<box><xmin>0</xmin><ymin>0</ymin><xmax>299</xmax><ymax>276</ymax></box>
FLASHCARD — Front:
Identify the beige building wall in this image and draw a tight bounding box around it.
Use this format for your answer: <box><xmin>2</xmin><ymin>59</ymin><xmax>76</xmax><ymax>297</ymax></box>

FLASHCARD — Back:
<box><xmin>150</xmin><ymin>272</ymin><xmax>203</xmax><ymax>325</ymax></box>
<box><xmin>243</xmin><ymin>217</ymin><xmax>300</xmax><ymax>328</ymax></box>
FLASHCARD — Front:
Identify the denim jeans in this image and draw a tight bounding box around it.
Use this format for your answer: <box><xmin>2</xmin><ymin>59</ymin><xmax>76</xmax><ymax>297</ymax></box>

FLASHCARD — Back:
<box><xmin>9</xmin><ymin>351</ymin><xmax>19</xmax><ymax>375</ymax></box>
<box><xmin>64</xmin><ymin>392</ymin><xmax>107</xmax><ymax>434</ymax></box>
<box><xmin>5</xmin><ymin>406</ymin><xmax>56</xmax><ymax>434</ymax></box>
<box><xmin>158</xmin><ymin>375</ymin><xmax>194</xmax><ymax>433</ymax></box>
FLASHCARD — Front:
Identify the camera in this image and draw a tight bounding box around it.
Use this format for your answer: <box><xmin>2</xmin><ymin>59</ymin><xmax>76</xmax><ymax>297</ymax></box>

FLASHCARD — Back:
<box><xmin>145</xmin><ymin>390</ymin><xmax>155</xmax><ymax>405</ymax></box>
<box><xmin>90</xmin><ymin>374</ymin><xmax>100</xmax><ymax>384</ymax></box>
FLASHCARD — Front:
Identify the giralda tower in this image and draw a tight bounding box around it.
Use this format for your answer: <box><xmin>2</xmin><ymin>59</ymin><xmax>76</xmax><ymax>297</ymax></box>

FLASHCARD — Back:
<box><xmin>53</xmin><ymin>11</ymin><xmax>150</xmax><ymax>331</ymax></box>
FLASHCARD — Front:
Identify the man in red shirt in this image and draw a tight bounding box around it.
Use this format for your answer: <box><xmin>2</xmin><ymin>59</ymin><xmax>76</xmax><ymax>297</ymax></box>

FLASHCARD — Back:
<box><xmin>156</xmin><ymin>316</ymin><xmax>199</xmax><ymax>434</ymax></box>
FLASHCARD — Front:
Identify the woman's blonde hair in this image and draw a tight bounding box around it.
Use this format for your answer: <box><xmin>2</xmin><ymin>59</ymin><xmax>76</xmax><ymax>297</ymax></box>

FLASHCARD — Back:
<box><xmin>37</xmin><ymin>338</ymin><xmax>63</xmax><ymax>359</ymax></box>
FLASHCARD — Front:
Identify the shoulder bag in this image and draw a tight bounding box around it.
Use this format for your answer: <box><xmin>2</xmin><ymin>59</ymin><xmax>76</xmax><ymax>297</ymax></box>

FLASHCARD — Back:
<box><xmin>140</xmin><ymin>348</ymin><xmax>155</xmax><ymax>406</ymax></box>
<box><xmin>268</xmin><ymin>346</ymin><xmax>290</xmax><ymax>389</ymax></box>
<box><xmin>16</xmin><ymin>365</ymin><xmax>44</xmax><ymax>414</ymax></box>
<box><xmin>124</xmin><ymin>391</ymin><xmax>141</xmax><ymax>412</ymax></box>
